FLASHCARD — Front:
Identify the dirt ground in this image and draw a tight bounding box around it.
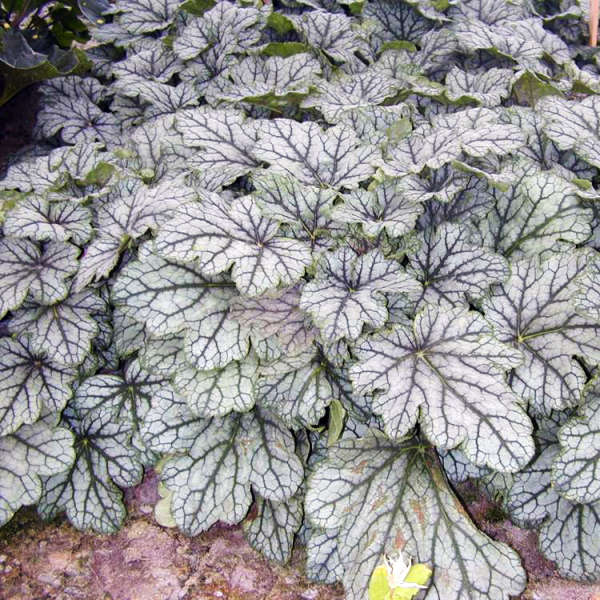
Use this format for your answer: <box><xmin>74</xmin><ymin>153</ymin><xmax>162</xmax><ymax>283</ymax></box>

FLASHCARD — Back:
<box><xmin>1</xmin><ymin>473</ymin><xmax>600</xmax><ymax>600</ymax></box>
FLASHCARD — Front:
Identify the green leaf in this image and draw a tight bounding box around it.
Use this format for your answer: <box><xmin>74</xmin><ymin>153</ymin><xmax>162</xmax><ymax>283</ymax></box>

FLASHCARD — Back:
<box><xmin>327</xmin><ymin>398</ymin><xmax>346</xmax><ymax>447</ymax></box>
<box><xmin>482</xmin><ymin>251</ymin><xmax>600</xmax><ymax>414</ymax></box>
<box><xmin>306</xmin><ymin>434</ymin><xmax>526</xmax><ymax>600</ymax></box>
<box><xmin>350</xmin><ymin>305</ymin><xmax>533</xmax><ymax>472</ymax></box>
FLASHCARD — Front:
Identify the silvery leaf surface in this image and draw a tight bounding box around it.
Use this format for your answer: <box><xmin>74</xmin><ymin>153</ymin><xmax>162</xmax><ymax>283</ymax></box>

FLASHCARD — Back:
<box><xmin>350</xmin><ymin>304</ymin><xmax>533</xmax><ymax>472</ymax></box>
<box><xmin>505</xmin><ymin>443</ymin><xmax>600</xmax><ymax>581</ymax></box>
<box><xmin>3</xmin><ymin>196</ymin><xmax>92</xmax><ymax>245</ymax></box>
<box><xmin>552</xmin><ymin>381</ymin><xmax>600</xmax><ymax>504</ymax></box>
<box><xmin>306</xmin><ymin>434</ymin><xmax>526</xmax><ymax>600</ymax></box>
<box><xmin>8</xmin><ymin>289</ymin><xmax>103</xmax><ymax>366</ymax></box>
<box><xmin>0</xmin><ymin>419</ymin><xmax>74</xmax><ymax>526</ymax></box>
<box><xmin>482</xmin><ymin>251</ymin><xmax>600</xmax><ymax>414</ymax></box>
<box><xmin>0</xmin><ymin>239</ymin><xmax>79</xmax><ymax>316</ymax></box>
<box><xmin>299</xmin><ymin>248</ymin><xmax>421</xmax><ymax>342</ymax></box>
<box><xmin>0</xmin><ymin>336</ymin><xmax>76</xmax><ymax>436</ymax></box>
<box><xmin>253</xmin><ymin>120</ymin><xmax>381</xmax><ymax>188</ymax></box>
<box><xmin>161</xmin><ymin>408</ymin><xmax>303</xmax><ymax>535</ymax></box>
<box><xmin>155</xmin><ymin>194</ymin><xmax>312</xmax><ymax>296</ymax></box>
<box><xmin>407</xmin><ymin>223</ymin><xmax>508</xmax><ymax>308</ymax></box>
<box><xmin>38</xmin><ymin>399</ymin><xmax>144</xmax><ymax>533</ymax></box>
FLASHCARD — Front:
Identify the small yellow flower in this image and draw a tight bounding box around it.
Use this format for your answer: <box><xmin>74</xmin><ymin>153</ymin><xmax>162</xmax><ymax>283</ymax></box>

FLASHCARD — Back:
<box><xmin>368</xmin><ymin>551</ymin><xmax>432</xmax><ymax>600</ymax></box>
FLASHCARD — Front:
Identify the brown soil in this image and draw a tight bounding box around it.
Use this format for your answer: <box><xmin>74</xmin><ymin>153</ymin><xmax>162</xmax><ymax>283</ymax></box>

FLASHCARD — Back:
<box><xmin>1</xmin><ymin>474</ymin><xmax>600</xmax><ymax>600</ymax></box>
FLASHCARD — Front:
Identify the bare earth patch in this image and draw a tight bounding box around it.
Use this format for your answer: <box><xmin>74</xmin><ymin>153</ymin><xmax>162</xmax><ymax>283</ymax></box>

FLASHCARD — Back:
<box><xmin>0</xmin><ymin>474</ymin><xmax>599</xmax><ymax>600</ymax></box>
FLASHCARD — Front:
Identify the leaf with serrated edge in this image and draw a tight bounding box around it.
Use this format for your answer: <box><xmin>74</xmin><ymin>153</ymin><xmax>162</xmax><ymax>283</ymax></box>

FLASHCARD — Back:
<box><xmin>482</xmin><ymin>251</ymin><xmax>600</xmax><ymax>414</ymax></box>
<box><xmin>300</xmin><ymin>248</ymin><xmax>421</xmax><ymax>342</ymax></box>
<box><xmin>3</xmin><ymin>196</ymin><xmax>92</xmax><ymax>245</ymax></box>
<box><xmin>0</xmin><ymin>239</ymin><xmax>79</xmax><ymax>317</ymax></box>
<box><xmin>174</xmin><ymin>357</ymin><xmax>257</xmax><ymax>417</ymax></box>
<box><xmin>38</xmin><ymin>400</ymin><xmax>144</xmax><ymax>533</ymax></box>
<box><xmin>112</xmin><ymin>249</ymin><xmax>233</xmax><ymax>337</ymax></box>
<box><xmin>350</xmin><ymin>304</ymin><xmax>533</xmax><ymax>472</ymax></box>
<box><xmin>331</xmin><ymin>180</ymin><xmax>423</xmax><ymax>238</ymax></box>
<box><xmin>407</xmin><ymin>223</ymin><xmax>508</xmax><ymax>308</ymax></box>
<box><xmin>243</xmin><ymin>495</ymin><xmax>303</xmax><ymax>564</ymax></box>
<box><xmin>156</xmin><ymin>194</ymin><xmax>312</xmax><ymax>296</ymax></box>
<box><xmin>0</xmin><ymin>420</ymin><xmax>74</xmax><ymax>526</ymax></box>
<box><xmin>0</xmin><ymin>337</ymin><xmax>76</xmax><ymax>436</ymax></box>
<box><xmin>306</xmin><ymin>434</ymin><xmax>526</xmax><ymax>600</ymax></box>
<box><xmin>8</xmin><ymin>290</ymin><xmax>102</xmax><ymax>366</ymax></box>
<box><xmin>161</xmin><ymin>408</ymin><xmax>303</xmax><ymax>535</ymax></box>
<box><xmin>506</xmin><ymin>444</ymin><xmax>600</xmax><ymax>581</ymax></box>
<box><xmin>552</xmin><ymin>381</ymin><xmax>600</xmax><ymax>504</ymax></box>
<box><xmin>253</xmin><ymin>120</ymin><xmax>381</xmax><ymax>189</ymax></box>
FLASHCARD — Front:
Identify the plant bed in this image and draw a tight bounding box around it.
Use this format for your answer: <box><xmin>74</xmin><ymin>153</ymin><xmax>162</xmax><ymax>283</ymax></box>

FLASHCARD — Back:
<box><xmin>3</xmin><ymin>1</ymin><xmax>600</xmax><ymax>599</ymax></box>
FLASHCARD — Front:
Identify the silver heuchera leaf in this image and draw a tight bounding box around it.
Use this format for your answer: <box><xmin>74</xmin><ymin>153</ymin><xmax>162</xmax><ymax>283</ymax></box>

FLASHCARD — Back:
<box><xmin>331</xmin><ymin>179</ymin><xmax>423</xmax><ymax>238</ymax></box>
<box><xmin>407</xmin><ymin>223</ymin><xmax>509</xmax><ymax>308</ymax></box>
<box><xmin>208</xmin><ymin>54</ymin><xmax>321</xmax><ymax>104</ymax></box>
<box><xmin>74</xmin><ymin>177</ymin><xmax>196</xmax><ymax>290</ymax></box>
<box><xmin>173</xmin><ymin>357</ymin><xmax>258</xmax><ymax>418</ymax></box>
<box><xmin>350</xmin><ymin>304</ymin><xmax>533</xmax><ymax>472</ymax></box>
<box><xmin>257</xmin><ymin>351</ymin><xmax>333</xmax><ymax>429</ymax></box>
<box><xmin>38</xmin><ymin>401</ymin><xmax>144</xmax><ymax>533</ymax></box>
<box><xmin>251</xmin><ymin>172</ymin><xmax>337</xmax><ymax>251</ymax></box>
<box><xmin>306</xmin><ymin>434</ymin><xmax>526</xmax><ymax>600</ymax></box>
<box><xmin>113</xmin><ymin>0</ymin><xmax>180</xmax><ymax>35</ymax></box>
<box><xmin>506</xmin><ymin>444</ymin><xmax>600</xmax><ymax>582</ymax></box>
<box><xmin>174</xmin><ymin>0</ymin><xmax>266</xmax><ymax>61</ymax></box>
<box><xmin>382</xmin><ymin>108</ymin><xmax>524</xmax><ymax>176</ymax></box>
<box><xmin>176</xmin><ymin>109</ymin><xmax>260</xmax><ymax>182</ymax></box>
<box><xmin>8</xmin><ymin>289</ymin><xmax>103</xmax><ymax>366</ymax></box>
<box><xmin>0</xmin><ymin>337</ymin><xmax>76</xmax><ymax>436</ymax></box>
<box><xmin>445</xmin><ymin>66</ymin><xmax>513</xmax><ymax>107</ymax></box>
<box><xmin>482</xmin><ymin>251</ymin><xmax>600</xmax><ymax>414</ymax></box>
<box><xmin>141</xmin><ymin>387</ymin><xmax>208</xmax><ymax>453</ymax></box>
<box><xmin>111</xmin><ymin>249</ymin><xmax>233</xmax><ymax>337</ymax></box>
<box><xmin>552</xmin><ymin>381</ymin><xmax>600</xmax><ymax>504</ymax></box>
<box><xmin>156</xmin><ymin>194</ymin><xmax>312</xmax><ymax>296</ymax></box>
<box><xmin>305</xmin><ymin>526</ymin><xmax>344</xmax><ymax>583</ymax></box>
<box><xmin>288</xmin><ymin>10</ymin><xmax>372</xmax><ymax>64</ymax></box>
<box><xmin>243</xmin><ymin>494</ymin><xmax>303</xmax><ymax>565</ymax></box>
<box><xmin>230</xmin><ymin>287</ymin><xmax>316</xmax><ymax>355</ymax></box>
<box><xmin>299</xmin><ymin>248</ymin><xmax>421</xmax><ymax>342</ymax></box>
<box><xmin>3</xmin><ymin>196</ymin><xmax>92</xmax><ymax>245</ymax></box>
<box><xmin>301</xmin><ymin>70</ymin><xmax>400</xmax><ymax>121</ymax></box>
<box><xmin>539</xmin><ymin>95</ymin><xmax>600</xmax><ymax>169</ymax></box>
<box><xmin>0</xmin><ymin>239</ymin><xmax>79</xmax><ymax>317</ymax></box>
<box><xmin>0</xmin><ymin>419</ymin><xmax>75</xmax><ymax>526</ymax></box>
<box><xmin>575</xmin><ymin>254</ymin><xmax>600</xmax><ymax>322</ymax></box>
<box><xmin>253</xmin><ymin>120</ymin><xmax>382</xmax><ymax>189</ymax></box>
<box><xmin>161</xmin><ymin>408</ymin><xmax>303</xmax><ymax>535</ymax></box>
<box><xmin>479</xmin><ymin>165</ymin><xmax>593</xmax><ymax>259</ymax></box>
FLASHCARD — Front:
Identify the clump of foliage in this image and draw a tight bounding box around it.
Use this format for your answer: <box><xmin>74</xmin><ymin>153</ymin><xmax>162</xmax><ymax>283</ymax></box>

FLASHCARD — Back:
<box><xmin>1</xmin><ymin>0</ymin><xmax>600</xmax><ymax>598</ymax></box>
<box><xmin>0</xmin><ymin>0</ymin><xmax>106</xmax><ymax>103</ymax></box>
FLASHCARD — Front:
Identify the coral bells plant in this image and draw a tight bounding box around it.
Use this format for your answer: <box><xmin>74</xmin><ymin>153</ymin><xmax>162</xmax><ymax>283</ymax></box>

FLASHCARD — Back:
<box><xmin>2</xmin><ymin>0</ymin><xmax>600</xmax><ymax>598</ymax></box>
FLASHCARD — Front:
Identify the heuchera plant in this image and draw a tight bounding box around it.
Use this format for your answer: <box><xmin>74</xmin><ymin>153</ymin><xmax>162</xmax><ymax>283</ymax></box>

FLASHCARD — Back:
<box><xmin>2</xmin><ymin>0</ymin><xmax>600</xmax><ymax>598</ymax></box>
